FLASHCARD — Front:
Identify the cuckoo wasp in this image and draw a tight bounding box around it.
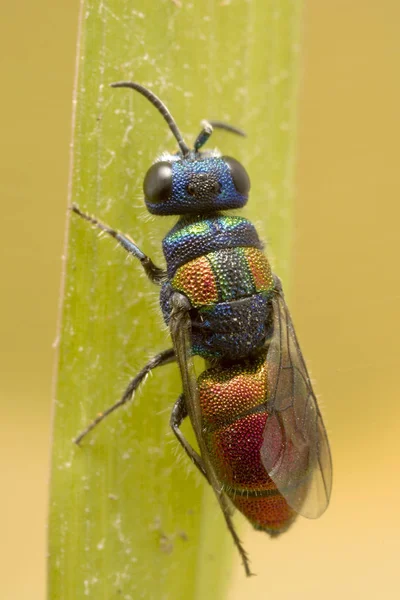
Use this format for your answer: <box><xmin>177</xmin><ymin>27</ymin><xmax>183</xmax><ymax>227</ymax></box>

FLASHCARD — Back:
<box><xmin>72</xmin><ymin>82</ymin><xmax>332</xmax><ymax>576</ymax></box>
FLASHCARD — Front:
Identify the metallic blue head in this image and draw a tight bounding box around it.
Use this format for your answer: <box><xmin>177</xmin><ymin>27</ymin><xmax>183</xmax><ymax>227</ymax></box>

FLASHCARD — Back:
<box><xmin>143</xmin><ymin>152</ymin><xmax>250</xmax><ymax>215</ymax></box>
<box><xmin>110</xmin><ymin>81</ymin><xmax>250</xmax><ymax>217</ymax></box>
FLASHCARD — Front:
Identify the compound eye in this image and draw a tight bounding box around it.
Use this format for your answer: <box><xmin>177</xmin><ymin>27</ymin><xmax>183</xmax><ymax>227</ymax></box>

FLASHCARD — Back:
<box><xmin>143</xmin><ymin>161</ymin><xmax>172</xmax><ymax>204</ymax></box>
<box><xmin>223</xmin><ymin>156</ymin><xmax>250</xmax><ymax>195</ymax></box>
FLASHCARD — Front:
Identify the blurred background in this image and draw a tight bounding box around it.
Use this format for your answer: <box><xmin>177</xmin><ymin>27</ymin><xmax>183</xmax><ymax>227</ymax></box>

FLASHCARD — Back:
<box><xmin>1</xmin><ymin>1</ymin><xmax>399</xmax><ymax>599</ymax></box>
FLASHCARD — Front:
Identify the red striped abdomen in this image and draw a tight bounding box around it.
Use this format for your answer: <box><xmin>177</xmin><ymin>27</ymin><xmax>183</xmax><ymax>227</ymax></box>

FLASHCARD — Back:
<box><xmin>198</xmin><ymin>352</ymin><xmax>296</xmax><ymax>533</ymax></box>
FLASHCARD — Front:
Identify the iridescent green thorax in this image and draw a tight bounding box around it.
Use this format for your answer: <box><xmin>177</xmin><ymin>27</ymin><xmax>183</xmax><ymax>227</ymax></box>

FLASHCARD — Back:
<box><xmin>162</xmin><ymin>214</ymin><xmax>263</xmax><ymax>279</ymax></box>
<box><xmin>171</xmin><ymin>247</ymin><xmax>273</xmax><ymax>308</ymax></box>
<box><xmin>160</xmin><ymin>214</ymin><xmax>275</xmax><ymax>359</ymax></box>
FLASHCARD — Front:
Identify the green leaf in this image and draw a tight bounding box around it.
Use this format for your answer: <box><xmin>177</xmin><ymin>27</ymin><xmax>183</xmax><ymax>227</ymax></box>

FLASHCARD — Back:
<box><xmin>48</xmin><ymin>1</ymin><xmax>301</xmax><ymax>598</ymax></box>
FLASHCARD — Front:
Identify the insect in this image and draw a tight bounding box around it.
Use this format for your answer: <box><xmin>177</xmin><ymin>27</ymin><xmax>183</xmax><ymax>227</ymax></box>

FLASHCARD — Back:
<box><xmin>73</xmin><ymin>81</ymin><xmax>332</xmax><ymax>577</ymax></box>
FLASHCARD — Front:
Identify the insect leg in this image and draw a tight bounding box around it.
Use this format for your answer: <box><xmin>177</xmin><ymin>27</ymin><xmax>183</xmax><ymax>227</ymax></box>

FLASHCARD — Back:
<box><xmin>71</xmin><ymin>204</ymin><xmax>167</xmax><ymax>284</ymax></box>
<box><xmin>170</xmin><ymin>394</ymin><xmax>208</xmax><ymax>481</ymax></box>
<box><xmin>169</xmin><ymin>292</ymin><xmax>252</xmax><ymax>577</ymax></box>
<box><xmin>74</xmin><ymin>348</ymin><xmax>175</xmax><ymax>445</ymax></box>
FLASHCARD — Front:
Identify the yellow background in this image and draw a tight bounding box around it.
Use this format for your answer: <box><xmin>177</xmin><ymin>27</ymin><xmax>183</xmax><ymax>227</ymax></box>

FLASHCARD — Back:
<box><xmin>1</xmin><ymin>1</ymin><xmax>399</xmax><ymax>598</ymax></box>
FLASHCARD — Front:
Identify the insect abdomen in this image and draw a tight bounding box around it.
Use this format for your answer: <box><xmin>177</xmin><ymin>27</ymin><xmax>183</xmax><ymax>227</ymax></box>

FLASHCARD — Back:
<box><xmin>198</xmin><ymin>353</ymin><xmax>296</xmax><ymax>534</ymax></box>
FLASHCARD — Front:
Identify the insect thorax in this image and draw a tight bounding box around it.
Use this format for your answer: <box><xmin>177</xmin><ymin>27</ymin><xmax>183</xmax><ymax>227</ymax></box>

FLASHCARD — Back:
<box><xmin>160</xmin><ymin>214</ymin><xmax>275</xmax><ymax>359</ymax></box>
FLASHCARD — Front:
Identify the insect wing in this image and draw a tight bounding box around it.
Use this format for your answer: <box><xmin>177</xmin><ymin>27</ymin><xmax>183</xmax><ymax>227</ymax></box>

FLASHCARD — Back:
<box><xmin>260</xmin><ymin>292</ymin><xmax>332</xmax><ymax>519</ymax></box>
<box><xmin>169</xmin><ymin>292</ymin><xmax>252</xmax><ymax>576</ymax></box>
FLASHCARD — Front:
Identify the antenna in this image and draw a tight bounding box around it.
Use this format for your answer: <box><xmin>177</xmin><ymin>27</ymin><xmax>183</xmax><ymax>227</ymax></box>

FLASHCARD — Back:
<box><xmin>194</xmin><ymin>119</ymin><xmax>246</xmax><ymax>151</ymax></box>
<box><xmin>111</xmin><ymin>81</ymin><xmax>190</xmax><ymax>156</ymax></box>
<box><xmin>208</xmin><ymin>121</ymin><xmax>246</xmax><ymax>138</ymax></box>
